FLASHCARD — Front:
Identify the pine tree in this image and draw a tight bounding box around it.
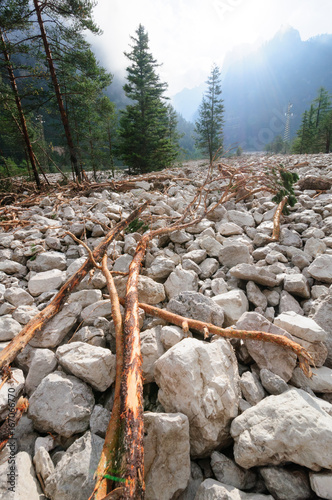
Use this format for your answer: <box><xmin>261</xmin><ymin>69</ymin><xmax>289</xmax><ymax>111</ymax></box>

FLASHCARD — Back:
<box><xmin>116</xmin><ymin>24</ymin><xmax>177</xmax><ymax>175</ymax></box>
<box><xmin>194</xmin><ymin>64</ymin><xmax>224</xmax><ymax>163</ymax></box>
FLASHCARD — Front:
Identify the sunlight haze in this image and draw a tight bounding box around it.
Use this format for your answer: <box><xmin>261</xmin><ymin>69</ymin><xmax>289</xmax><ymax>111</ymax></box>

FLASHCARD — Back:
<box><xmin>88</xmin><ymin>0</ymin><xmax>332</xmax><ymax>95</ymax></box>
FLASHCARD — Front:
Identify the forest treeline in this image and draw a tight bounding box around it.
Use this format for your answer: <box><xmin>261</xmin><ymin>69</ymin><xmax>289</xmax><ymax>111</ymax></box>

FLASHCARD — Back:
<box><xmin>0</xmin><ymin>1</ymin><xmax>201</xmax><ymax>186</ymax></box>
<box><xmin>1</xmin><ymin>1</ymin><xmax>331</xmax><ymax>188</ymax></box>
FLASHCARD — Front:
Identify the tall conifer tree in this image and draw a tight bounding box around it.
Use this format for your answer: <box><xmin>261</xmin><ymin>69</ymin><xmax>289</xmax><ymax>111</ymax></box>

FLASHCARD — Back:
<box><xmin>116</xmin><ymin>24</ymin><xmax>178</xmax><ymax>174</ymax></box>
<box><xmin>195</xmin><ymin>64</ymin><xmax>224</xmax><ymax>163</ymax></box>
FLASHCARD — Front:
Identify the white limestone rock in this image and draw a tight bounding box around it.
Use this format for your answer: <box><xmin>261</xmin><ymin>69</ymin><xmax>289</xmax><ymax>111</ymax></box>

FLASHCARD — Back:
<box><xmin>144</xmin><ymin>412</ymin><xmax>190</xmax><ymax>500</ymax></box>
<box><xmin>164</xmin><ymin>266</ymin><xmax>198</xmax><ymax>300</ymax></box>
<box><xmin>28</xmin><ymin>269</ymin><xmax>66</xmax><ymax>296</ymax></box>
<box><xmin>27</xmin><ymin>250</ymin><xmax>67</xmax><ymax>272</ymax></box>
<box><xmin>0</xmin><ymin>260</ymin><xmax>26</xmax><ymax>275</ymax></box>
<box><xmin>259</xmin><ymin>466</ymin><xmax>311</xmax><ymax>500</ymax></box>
<box><xmin>168</xmin><ymin>291</ymin><xmax>224</xmax><ymax>327</ymax></box>
<box><xmin>114</xmin><ymin>274</ymin><xmax>166</xmax><ymax>304</ymax></box>
<box><xmin>308</xmin><ymin>254</ymin><xmax>332</xmax><ymax>283</ymax></box>
<box><xmin>89</xmin><ymin>404</ymin><xmax>110</xmax><ymax>438</ymax></box>
<box><xmin>160</xmin><ymin>325</ymin><xmax>190</xmax><ymax>350</ymax></box>
<box><xmin>146</xmin><ymin>256</ymin><xmax>176</xmax><ymax>279</ymax></box>
<box><xmin>304</xmin><ymin>237</ymin><xmax>327</xmax><ymax>258</ymax></box>
<box><xmin>28</xmin><ymin>371</ymin><xmax>94</xmax><ymax>437</ymax></box>
<box><xmin>274</xmin><ymin>311</ymin><xmax>327</xmax><ymax>342</ymax></box>
<box><xmin>309</xmin><ymin>471</ymin><xmax>332</xmax><ymax>500</ymax></box>
<box><xmin>80</xmin><ymin>299</ymin><xmax>112</xmax><ymax>322</ymax></box>
<box><xmin>259</xmin><ymin>368</ymin><xmax>289</xmax><ymax>395</ymax></box>
<box><xmin>45</xmin><ymin>432</ymin><xmax>104</xmax><ymax>500</ymax></box>
<box><xmin>278</xmin><ymin>290</ymin><xmax>303</xmax><ymax>315</ymax></box>
<box><xmin>4</xmin><ymin>287</ymin><xmax>34</xmax><ymax>306</ymax></box>
<box><xmin>219</xmin><ymin>244</ymin><xmax>251</xmax><ymax>268</ymax></box>
<box><xmin>210</xmin><ymin>451</ymin><xmax>256</xmax><ymax>491</ymax></box>
<box><xmin>25</xmin><ymin>349</ymin><xmax>57</xmax><ymax>395</ymax></box>
<box><xmin>0</xmin><ymin>451</ymin><xmax>44</xmax><ymax>500</ymax></box>
<box><xmin>195</xmin><ymin>479</ymin><xmax>273</xmax><ymax>499</ymax></box>
<box><xmin>67</xmin><ymin>289</ymin><xmax>102</xmax><ymax>308</ymax></box>
<box><xmin>199</xmin><ymin>236</ymin><xmax>223</xmax><ymax>258</ymax></box>
<box><xmin>0</xmin><ymin>315</ymin><xmax>21</xmax><ymax>341</ymax></box>
<box><xmin>240</xmin><ymin>371</ymin><xmax>265</xmax><ymax>406</ymax></box>
<box><xmin>33</xmin><ymin>446</ymin><xmax>55</xmax><ymax>483</ymax></box>
<box><xmin>227</xmin><ymin>210</ymin><xmax>255</xmax><ymax>228</ymax></box>
<box><xmin>246</xmin><ymin>281</ymin><xmax>268</xmax><ymax>309</ymax></box>
<box><xmin>56</xmin><ymin>342</ymin><xmax>116</xmax><ymax>391</ymax></box>
<box><xmin>29</xmin><ymin>302</ymin><xmax>81</xmax><ymax>348</ymax></box>
<box><xmin>235</xmin><ymin>312</ymin><xmax>297</xmax><ymax>382</ymax></box>
<box><xmin>313</xmin><ymin>295</ymin><xmax>332</xmax><ymax>368</ymax></box>
<box><xmin>154</xmin><ymin>338</ymin><xmax>240</xmax><ymax>457</ymax></box>
<box><xmin>216</xmin><ymin>222</ymin><xmax>243</xmax><ymax>236</ymax></box>
<box><xmin>231</xmin><ymin>388</ymin><xmax>332</xmax><ymax>470</ymax></box>
<box><xmin>141</xmin><ymin>326</ymin><xmax>165</xmax><ymax>384</ymax></box>
<box><xmin>283</xmin><ymin>273</ymin><xmax>310</xmax><ymax>299</ymax></box>
<box><xmin>290</xmin><ymin>366</ymin><xmax>332</xmax><ymax>393</ymax></box>
<box><xmin>230</xmin><ymin>264</ymin><xmax>280</xmax><ymax>287</ymax></box>
<box><xmin>213</xmin><ymin>289</ymin><xmax>248</xmax><ymax>327</ymax></box>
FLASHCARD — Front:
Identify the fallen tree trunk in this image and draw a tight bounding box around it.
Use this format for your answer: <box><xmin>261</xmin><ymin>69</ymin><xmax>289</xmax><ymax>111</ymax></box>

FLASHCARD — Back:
<box><xmin>269</xmin><ymin>196</ymin><xmax>288</xmax><ymax>242</ymax></box>
<box><xmin>0</xmin><ymin>202</ymin><xmax>148</xmax><ymax>371</ymax></box>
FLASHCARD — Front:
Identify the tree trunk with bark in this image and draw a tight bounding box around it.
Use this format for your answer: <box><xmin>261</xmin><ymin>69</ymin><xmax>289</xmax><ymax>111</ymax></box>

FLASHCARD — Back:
<box><xmin>0</xmin><ymin>31</ymin><xmax>41</xmax><ymax>189</ymax></box>
<box><xmin>33</xmin><ymin>0</ymin><xmax>82</xmax><ymax>182</ymax></box>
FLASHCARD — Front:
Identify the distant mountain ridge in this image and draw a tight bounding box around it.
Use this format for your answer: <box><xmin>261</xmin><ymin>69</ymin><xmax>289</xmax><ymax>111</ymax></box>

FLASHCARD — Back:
<box><xmin>171</xmin><ymin>27</ymin><xmax>332</xmax><ymax>151</ymax></box>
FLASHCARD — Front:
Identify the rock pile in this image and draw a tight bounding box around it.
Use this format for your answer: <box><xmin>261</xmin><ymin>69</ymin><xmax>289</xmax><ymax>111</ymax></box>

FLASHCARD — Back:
<box><xmin>1</xmin><ymin>153</ymin><xmax>332</xmax><ymax>499</ymax></box>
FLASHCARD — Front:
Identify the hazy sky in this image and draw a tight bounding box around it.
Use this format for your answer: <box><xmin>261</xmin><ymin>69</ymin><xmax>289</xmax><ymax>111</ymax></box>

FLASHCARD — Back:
<box><xmin>88</xmin><ymin>0</ymin><xmax>332</xmax><ymax>96</ymax></box>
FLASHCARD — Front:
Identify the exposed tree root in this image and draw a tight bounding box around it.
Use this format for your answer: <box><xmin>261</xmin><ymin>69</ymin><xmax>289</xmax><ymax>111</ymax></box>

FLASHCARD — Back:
<box><xmin>0</xmin><ymin>202</ymin><xmax>148</xmax><ymax>372</ymax></box>
<box><xmin>119</xmin><ymin>299</ymin><xmax>314</xmax><ymax>378</ymax></box>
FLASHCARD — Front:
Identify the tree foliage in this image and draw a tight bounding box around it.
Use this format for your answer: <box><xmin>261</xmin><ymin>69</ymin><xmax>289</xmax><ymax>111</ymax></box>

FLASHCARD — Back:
<box><xmin>292</xmin><ymin>87</ymin><xmax>332</xmax><ymax>154</ymax></box>
<box><xmin>194</xmin><ymin>64</ymin><xmax>224</xmax><ymax>162</ymax></box>
<box><xmin>116</xmin><ymin>24</ymin><xmax>178</xmax><ymax>175</ymax></box>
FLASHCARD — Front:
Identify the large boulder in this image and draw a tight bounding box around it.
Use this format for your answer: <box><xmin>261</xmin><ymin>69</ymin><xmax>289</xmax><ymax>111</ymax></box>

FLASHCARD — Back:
<box><xmin>154</xmin><ymin>338</ymin><xmax>240</xmax><ymax>457</ymax></box>
<box><xmin>231</xmin><ymin>388</ymin><xmax>332</xmax><ymax>470</ymax></box>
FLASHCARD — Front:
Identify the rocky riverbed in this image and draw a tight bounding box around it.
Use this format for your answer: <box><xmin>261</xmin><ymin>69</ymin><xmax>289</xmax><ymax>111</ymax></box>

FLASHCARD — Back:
<box><xmin>1</xmin><ymin>153</ymin><xmax>332</xmax><ymax>499</ymax></box>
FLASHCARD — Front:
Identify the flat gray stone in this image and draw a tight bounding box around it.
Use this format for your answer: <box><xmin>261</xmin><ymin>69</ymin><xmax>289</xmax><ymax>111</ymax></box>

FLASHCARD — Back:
<box><xmin>274</xmin><ymin>311</ymin><xmax>327</xmax><ymax>342</ymax></box>
<box><xmin>230</xmin><ymin>264</ymin><xmax>280</xmax><ymax>287</ymax></box>
<box><xmin>167</xmin><ymin>291</ymin><xmax>224</xmax><ymax>327</ymax></box>
<box><xmin>308</xmin><ymin>255</ymin><xmax>332</xmax><ymax>283</ymax></box>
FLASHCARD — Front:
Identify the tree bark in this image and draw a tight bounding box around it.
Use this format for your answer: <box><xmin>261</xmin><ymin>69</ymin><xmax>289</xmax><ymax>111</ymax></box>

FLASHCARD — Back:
<box><xmin>0</xmin><ymin>201</ymin><xmax>148</xmax><ymax>371</ymax></box>
<box><xmin>0</xmin><ymin>31</ymin><xmax>41</xmax><ymax>189</ymax></box>
<box><xmin>33</xmin><ymin>0</ymin><xmax>82</xmax><ymax>182</ymax></box>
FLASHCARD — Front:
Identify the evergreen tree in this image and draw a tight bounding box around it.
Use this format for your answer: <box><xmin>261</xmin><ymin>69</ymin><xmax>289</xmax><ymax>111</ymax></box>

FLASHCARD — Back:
<box><xmin>292</xmin><ymin>87</ymin><xmax>331</xmax><ymax>154</ymax></box>
<box><xmin>194</xmin><ymin>64</ymin><xmax>224</xmax><ymax>163</ymax></box>
<box><xmin>116</xmin><ymin>24</ymin><xmax>177</xmax><ymax>174</ymax></box>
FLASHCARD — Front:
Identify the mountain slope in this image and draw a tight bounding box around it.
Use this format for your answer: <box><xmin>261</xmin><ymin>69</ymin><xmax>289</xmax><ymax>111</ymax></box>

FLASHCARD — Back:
<box><xmin>172</xmin><ymin>27</ymin><xmax>332</xmax><ymax>151</ymax></box>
